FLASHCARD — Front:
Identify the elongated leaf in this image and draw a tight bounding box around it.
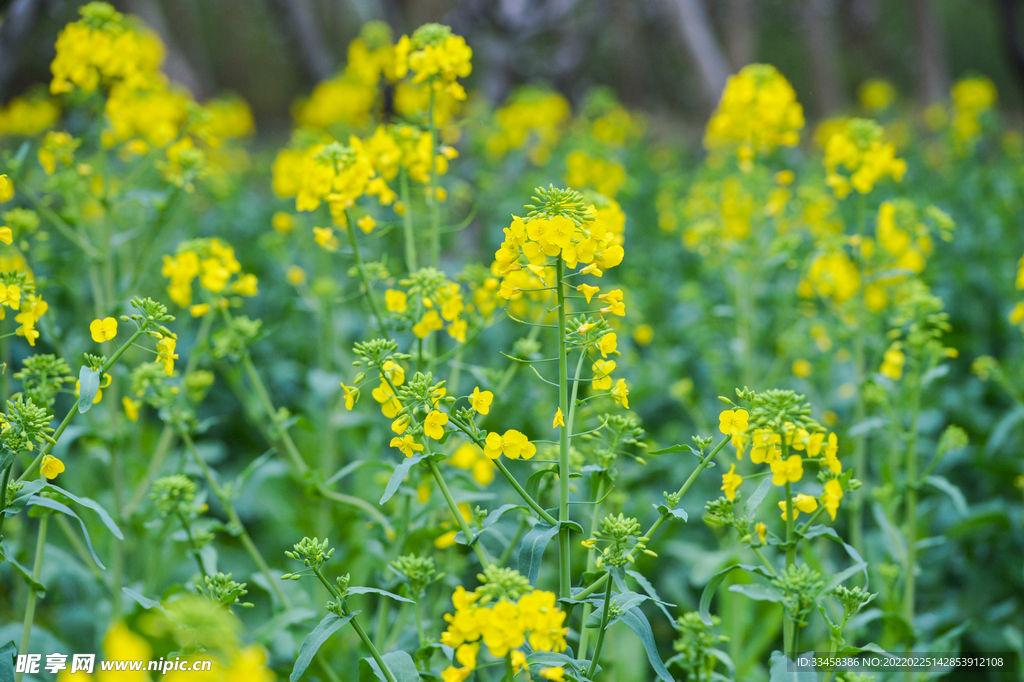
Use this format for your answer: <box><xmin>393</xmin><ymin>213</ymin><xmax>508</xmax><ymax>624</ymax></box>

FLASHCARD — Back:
<box><xmin>728</xmin><ymin>583</ymin><xmax>785</xmax><ymax>603</ymax></box>
<box><xmin>585</xmin><ymin>590</ymin><xmax>650</xmax><ymax>628</ymax></box>
<box><xmin>252</xmin><ymin>608</ymin><xmax>318</xmax><ymax>645</ymax></box>
<box><xmin>0</xmin><ymin>450</ymin><xmax>13</xmax><ymax>472</ymax></box>
<box><xmin>41</xmin><ymin>484</ymin><xmax>123</xmax><ymax>539</ymax></box>
<box><xmin>1</xmin><ymin>639</ymin><xmax>16</xmax><ymax>682</ymax></box>
<box><xmin>325</xmin><ymin>459</ymin><xmax>386</xmax><ymax>487</ymax></box>
<box><xmin>768</xmin><ymin>651</ymin><xmax>818</xmax><ymax>681</ymax></box>
<box><xmin>653</xmin><ymin>503</ymin><xmax>687</xmax><ymax>521</ymax></box>
<box><xmin>626</xmin><ymin>569</ymin><xmax>674</xmax><ymax>623</ymax></box>
<box><xmin>525</xmin><ymin>466</ymin><xmax>558</xmax><ymax>501</ymax></box>
<box><xmin>803</xmin><ymin>524</ymin><xmax>869</xmax><ymax>587</ymax></box>
<box><xmin>2</xmin><ymin>480</ymin><xmax>46</xmax><ymax>516</ymax></box>
<box><xmin>648</xmin><ymin>443</ymin><xmax>695</xmax><ymax>455</ymax></box>
<box><xmin>78</xmin><ymin>366</ymin><xmax>101</xmax><ymax>413</ymax></box>
<box><xmin>28</xmin><ymin>495</ymin><xmax>106</xmax><ymax>569</ymax></box>
<box><xmin>518</xmin><ymin>521</ymin><xmax>559</xmax><ymax>585</ymax></box>
<box><xmin>744</xmin><ymin>477</ymin><xmax>773</xmax><ymax>517</ymax></box>
<box><xmin>871</xmin><ymin>503</ymin><xmax>906</xmax><ymax>563</ymax></box>
<box><xmin>380</xmin><ymin>454</ymin><xmax>427</xmax><ymax>505</ymax></box>
<box><xmin>359</xmin><ymin>650</ymin><xmax>421</xmax><ymax>682</ymax></box>
<box><xmin>1</xmin><ymin>541</ymin><xmax>45</xmax><ymax>597</ymax></box>
<box><xmin>619</xmin><ymin>606</ymin><xmax>673</xmax><ymax>682</ymax></box>
<box><xmin>924</xmin><ymin>475</ymin><xmax>968</xmax><ymax>516</ymax></box>
<box><xmin>290</xmin><ymin>612</ymin><xmax>357</xmax><ymax>682</ymax></box>
<box><xmin>122</xmin><ymin>587</ymin><xmax>169</xmax><ymax>616</ymax></box>
<box><xmin>481</xmin><ymin>504</ymin><xmax>527</xmax><ymax>530</ymax></box>
<box><xmin>347</xmin><ymin>586</ymin><xmax>415</xmax><ymax>604</ymax></box>
<box><xmin>699</xmin><ymin>563</ymin><xmax>771</xmax><ymax>626</ymax></box>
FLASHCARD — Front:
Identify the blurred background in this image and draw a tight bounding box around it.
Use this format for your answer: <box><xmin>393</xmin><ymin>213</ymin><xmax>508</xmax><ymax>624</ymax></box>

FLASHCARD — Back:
<box><xmin>3</xmin><ymin>0</ymin><xmax>1024</xmax><ymax>132</ymax></box>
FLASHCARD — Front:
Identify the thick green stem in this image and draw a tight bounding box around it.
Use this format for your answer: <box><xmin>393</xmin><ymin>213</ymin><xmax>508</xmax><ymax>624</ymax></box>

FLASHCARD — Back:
<box><xmin>15</xmin><ymin>513</ymin><xmax>48</xmax><ymax>682</ymax></box>
<box><xmin>428</xmin><ymin>459</ymin><xmax>490</xmax><ymax>567</ymax></box>
<box><xmin>586</xmin><ymin>571</ymin><xmax>614</xmax><ymax>678</ymax></box>
<box><xmin>577</xmin><ymin>474</ymin><xmax>606</xmax><ymax>657</ymax></box>
<box><xmin>850</xmin><ymin>319</ymin><xmax>867</xmax><ymax>558</ymax></box>
<box><xmin>783</xmin><ymin>475</ymin><xmax>795</xmax><ymax>657</ymax></box>
<box><xmin>555</xmin><ymin>259</ymin><xmax>571</xmax><ymax>600</ymax></box>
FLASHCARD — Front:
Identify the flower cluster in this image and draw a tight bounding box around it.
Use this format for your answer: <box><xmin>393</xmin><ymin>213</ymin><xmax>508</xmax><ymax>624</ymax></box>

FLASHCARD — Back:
<box><xmin>396</xmin><ymin>23</ymin><xmax>473</xmax><ymax>101</ymax></box>
<box><xmin>703</xmin><ymin>64</ymin><xmax>804</xmax><ymax>167</ymax></box>
<box><xmin>485</xmin><ymin>87</ymin><xmax>571</xmax><ymax>165</ymax></box>
<box><xmin>385</xmin><ymin>267</ymin><xmax>470</xmax><ymax>342</ymax></box>
<box><xmin>440</xmin><ymin>580</ymin><xmax>568</xmax><ymax>682</ymax></box>
<box><xmin>162</xmin><ymin>238</ymin><xmax>258</xmax><ymax>311</ymax></box>
<box><xmin>950</xmin><ymin>76</ymin><xmax>997</xmax><ymax>145</ymax></box>
<box><xmin>822</xmin><ymin>118</ymin><xmax>907</xmax><ymax>198</ymax></box>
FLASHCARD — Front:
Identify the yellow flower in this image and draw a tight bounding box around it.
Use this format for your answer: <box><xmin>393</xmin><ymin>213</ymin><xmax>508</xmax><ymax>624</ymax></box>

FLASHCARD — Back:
<box><xmin>232</xmin><ymin>273</ymin><xmax>258</xmax><ymax>296</ymax></box>
<box><xmin>385</xmin><ymin>289</ymin><xmax>408</xmax><ymax>313</ymax></box>
<box><xmin>552</xmin><ymin>407</ymin><xmax>565</xmax><ymax>428</ymax></box>
<box><xmin>779</xmin><ymin>493</ymin><xmax>818</xmax><ymax>520</ymax></box>
<box><xmin>755</xmin><ymin>521</ymin><xmax>767</xmax><ymax>544</ymax></box>
<box><xmin>577</xmin><ymin>283</ymin><xmax>599</xmax><ymax>303</ymax></box>
<box><xmin>750</xmin><ymin>429</ymin><xmax>781</xmax><ymax>464</ymax></box>
<box><xmin>721</xmin><ymin>464</ymin><xmax>742</xmax><ymax>501</ymax></box>
<box><xmin>633</xmin><ymin>323</ymin><xmax>654</xmax><ymax>346</ymax></box>
<box><xmin>441</xmin><ymin>667</ymin><xmax>472</xmax><ymax>682</ymax></box>
<box><xmin>156</xmin><ymin>336</ymin><xmax>178</xmax><ymax>375</ymax></box>
<box><xmin>357</xmin><ymin>215</ymin><xmax>377</xmax><ymax>234</ymax></box>
<box><xmin>511</xmin><ymin>650</ymin><xmax>528</xmax><ymax>674</ymax></box>
<box><xmin>0</xmin><ymin>226</ymin><xmax>12</xmax><ymax>245</ymax></box>
<box><xmin>190</xmin><ymin>303</ymin><xmax>211</xmax><ymax>317</ymax></box>
<box><xmin>313</xmin><ymin>226</ymin><xmax>338</xmax><ymax>251</ymax></box>
<box><xmin>581</xmin><ymin>538</ymin><xmax>596</xmax><ymax>548</ymax></box>
<box><xmin>287</xmin><ymin>265</ymin><xmax>306</xmax><ymax>285</ymax></box>
<box><xmin>718</xmin><ymin>409</ymin><xmax>749</xmax><ymax>436</ymax></box>
<box><xmin>424</xmin><ymin>410</ymin><xmax>449</xmax><ymax>440</ymax></box>
<box><xmin>469</xmin><ymin>386</ymin><xmax>493</xmax><ymax>415</ymax></box>
<box><xmin>822</xmin><ymin>478</ymin><xmax>844</xmax><ymax>520</ymax></box>
<box><xmin>598</xmin><ymin>288</ymin><xmax>625</xmax><ymax>316</ymax></box>
<box><xmin>90</xmin><ymin>316</ymin><xmax>118</xmax><ymax>343</ymax></box>
<box><xmin>611</xmin><ymin>378</ymin><xmax>629</xmax><ymax>409</ymax></box>
<box><xmin>455</xmin><ymin>642</ymin><xmax>479</xmax><ymax>669</ymax></box>
<box><xmin>40</xmin><ymin>454</ymin><xmax>65</xmax><ymax>479</ymax></box>
<box><xmin>391</xmin><ymin>435</ymin><xmax>424</xmax><ymax>457</ymax></box>
<box><xmin>483</xmin><ymin>429</ymin><xmax>535</xmax><ymax>460</ymax></box>
<box><xmin>122</xmin><ymin>397</ymin><xmax>140</xmax><ymax>422</ymax></box>
<box><xmin>413</xmin><ymin>310</ymin><xmax>443</xmax><ymax>338</ymax></box>
<box><xmin>272</xmin><ymin>211</ymin><xmax>294</xmax><ymax>232</ymax></box>
<box><xmin>592</xmin><ymin>359</ymin><xmax>616</xmax><ymax>390</ymax></box>
<box><xmin>880</xmin><ymin>344</ymin><xmax>905</xmax><ymax>380</ymax></box>
<box><xmin>792</xmin><ymin>359</ymin><xmax>812</xmax><ymax>377</ymax></box>
<box><xmin>0</xmin><ymin>175</ymin><xmax>13</xmax><ymax>202</ymax></box>
<box><xmin>340</xmin><ymin>382</ymin><xmax>357</xmax><ymax>410</ymax></box>
<box><xmin>770</xmin><ymin>455</ymin><xmax>803</xmax><ymax>486</ymax></box>
<box><xmin>597</xmin><ymin>332</ymin><xmax>617</xmax><ymax>358</ymax></box>
<box><xmin>540</xmin><ymin>667</ymin><xmax>565</xmax><ymax>681</ymax></box>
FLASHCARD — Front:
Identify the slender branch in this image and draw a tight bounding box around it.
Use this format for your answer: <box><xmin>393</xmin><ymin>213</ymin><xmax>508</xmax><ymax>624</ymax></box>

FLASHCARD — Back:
<box><xmin>14</xmin><ymin>513</ymin><xmax>48</xmax><ymax>682</ymax></box>
<box><xmin>586</xmin><ymin>572</ymin><xmax>614</xmax><ymax>678</ymax></box>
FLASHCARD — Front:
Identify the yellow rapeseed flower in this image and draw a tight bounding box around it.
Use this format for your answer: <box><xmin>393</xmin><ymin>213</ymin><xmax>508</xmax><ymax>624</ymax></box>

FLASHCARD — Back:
<box><xmin>721</xmin><ymin>464</ymin><xmax>743</xmax><ymax>501</ymax></box>
<box><xmin>40</xmin><ymin>454</ymin><xmax>65</xmax><ymax>479</ymax></box>
<box><xmin>90</xmin><ymin>316</ymin><xmax>118</xmax><ymax>342</ymax></box>
<box><xmin>469</xmin><ymin>386</ymin><xmax>492</xmax><ymax>415</ymax></box>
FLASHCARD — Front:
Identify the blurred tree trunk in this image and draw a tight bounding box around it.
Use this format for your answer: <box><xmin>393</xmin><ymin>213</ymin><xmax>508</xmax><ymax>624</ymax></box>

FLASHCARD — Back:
<box><xmin>912</xmin><ymin>0</ymin><xmax>948</xmax><ymax>103</ymax></box>
<box><xmin>117</xmin><ymin>0</ymin><xmax>211</xmax><ymax>98</ymax></box>
<box><xmin>0</xmin><ymin>0</ymin><xmax>45</xmax><ymax>102</ymax></box>
<box><xmin>666</xmin><ymin>0</ymin><xmax>729</xmax><ymax>105</ymax></box>
<box><xmin>995</xmin><ymin>0</ymin><xmax>1024</xmax><ymax>98</ymax></box>
<box><xmin>724</xmin><ymin>0</ymin><xmax>756</xmax><ymax>70</ymax></box>
<box><xmin>263</xmin><ymin>0</ymin><xmax>336</xmax><ymax>84</ymax></box>
<box><xmin>800</xmin><ymin>0</ymin><xmax>845</xmax><ymax>116</ymax></box>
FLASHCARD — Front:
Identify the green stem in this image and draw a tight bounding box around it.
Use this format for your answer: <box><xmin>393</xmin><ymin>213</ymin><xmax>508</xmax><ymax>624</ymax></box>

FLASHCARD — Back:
<box><xmin>238</xmin><ymin>353</ymin><xmax>393</xmax><ymax>534</ymax></box>
<box><xmin>574</xmin><ymin>437</ymin><xmax>729</xmax><ymax>600</ymax></box>
<box><xmin>177</xmin><ymin>511</ymin><xmax>208</xmax><ymax>579</ymax></box>
<box><xmin>345</xmin><ymin>209</ymin><xmax>388</xmax><ymax>334</ymax></box>
<box><xmin>494</xmin><ymin>459</ymin><xmax>558</xmax><ymax>525</ymax></box>
<box><xmin>427</xmin><ymin>459</ymin><xmax>490</xmax><ymax>567</ymax></box>
<box><xmin>555</xmin><ymin>259</ymin><xmax>572</xmax><ymax>601</ymax></box>
<box><xmin>902</xmin><ymin>372</ymin><xmax>922</xmax><ymax>631</ymax></box>
<box><xmin>427</xmin><ymin>86</ymin><xmax>441</xmax><ymax>268</ymax></box>
<box><xmin>577</xmin><ymin>474</ymin><xmax>606</xmax><ymax>657</ymax></box>
<box><xmin>15</xmin><ymin>513</ymin><xmax>48</xmax><ymax>682</ymax></box>
<box><xmin>850</xmin><ymin>316</ymin><xmax>867</xmax><ymax>559</ymax></box>
<box><xmin>587</xmin><ymin>571</ymin><xmax>614</xmax><ymax>678</ymax></box>
<box><xmin>783</xmin><ymin>474</ymin><xmax>795</xmax><ymax>658</ymax></box>
<box><xmin>0</xmin><ymin>464</ymin><xmax>11</xmax><ymax>541</ymax></box>
<box><xmin>18</xmin><ymin>326</ymin><xmax>146</xmax><ymax>483</ymax></box>
<box><xmin>400</xmin><ymin>168</ymin><xmax>417</xmax><ymax>273</ymax></box>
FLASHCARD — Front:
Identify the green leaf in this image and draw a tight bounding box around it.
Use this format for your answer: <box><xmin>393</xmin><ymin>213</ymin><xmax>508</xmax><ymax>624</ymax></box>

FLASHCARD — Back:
<box><xmin>517</xmin><ymin>520</ymin><xmax>559</xmax><ymax>585</ymax></box>
<box><xmin>40</xmin><ymin>483</ymin><xmax>123</xmax><ymax>539</ymax></box>
<box><xmin>585</xmin><ymin>590</ymin><xmax>651</xmax><ymax>629</ymax></box>
<box><xmin>525</xmin><ymin>466</ymin><xmax>558</xmax><ymax>501</ymax></box>
<box><xmin>648</xmin><ymin>443</ymin><xmax>695</xmax><ymax>455</ymax></box>
<box><xmin>727</xmin><ymin>583</ymin><xmax>785</xmax><ymax>603</ymax></box>
<box><xmin>290</xmin><ymin>612</ymin><xmax>357</xmax><ymax>682</ymax></box>
<box><xmin>122</xmin><ymin>587</ymin><xmax>169</xmax><ymax>616</ymax></box>
<box><xmin>0</xmin><ymin>639</ymin><xmax>16</xmax><ymax>682</ymax></box>
<box><xmin>699</xmin><ymin>563</ymin><xmax>772</xmax><ymax>626</ymax></box>
<box><xmin>347</xmin><ymin>586</ymin><xmax>415</xmax><ymax>604</ymax></box>
<box><xmin>618</xmin><ymin>605</ymin><xmax>674</xmax><ymax>682</ymax></box>
<box><xmin>380</xmin><ymin>454</ymin><xmax>428</xmax><ymax>505</ymax></box>
<box><xmin>924</xmin><ymin>475</ymin><xmax>968</xmax><ymax>516</ymax></box>
<box><xmin>654</xmin><ymin>503</ymin><xmax>687</xmax><ymax>521</ymax></box>
<box><xmin>2</xmin><ymin>480</ymin><xmax>45</xmax><ymax>516</ymax></box>
<box><xmin>28</xmin><ymin>495</ymin><xmax>107</xmax><ymax>569</ymax></box>
<box><xmin>0</xmin><ymin>541</ymin><xmax>45</xmax><ymax>597</ymax></box>
<box><xmin>78</xmin><ymin>366</ymin><xmax>101</xmax><ymax>414</ymax></box>
<box><xmin>324</xmin><ymin>459</ymin><xmax>388</xmax><ymax>487</ymax></box>
<box><xmin>0</xmin><ymin>451</ymin><xmax>14</xmax><ymax>472</ymax></box>
<box><xmin>625</xmin><ymin>569</ymin><xmax>674</xmax><ymax>623</ymax></box>
<box><xmin>744</xmin><ymin>477</ymin><xmax>773</xmax><ymax>517</ymax></box>
<box><xmin>768</xmin><ymin>651</ymin><xmax>818</xmax><ymax>681</ymax></box>
<box><xmin>803</xmin><ymin>524</ymin><xmax>869</xmax><ymax>588</ymax></box>
<box><xmin>358</xmin><ymin>650</ymin><xmax>421</xmax><ymax>682</ymax></box>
